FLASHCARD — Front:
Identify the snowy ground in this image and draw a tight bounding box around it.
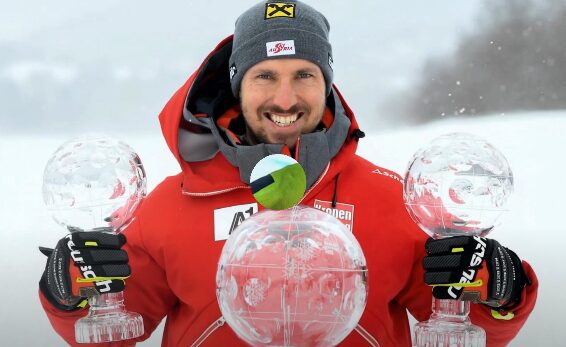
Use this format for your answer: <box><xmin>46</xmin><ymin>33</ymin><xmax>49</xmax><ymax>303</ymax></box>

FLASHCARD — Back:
<box><xmin>0</xmin><ymin>111</ymin><xmax>563</xmax><ymax>346</ymax></box>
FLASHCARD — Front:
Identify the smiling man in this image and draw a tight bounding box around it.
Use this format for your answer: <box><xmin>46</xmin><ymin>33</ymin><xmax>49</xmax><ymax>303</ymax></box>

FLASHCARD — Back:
<box><xmin>229</xmin><ymin>0</ymin><xmax>332</xmax><ymax>152</ymax></box>
<box><xmin>39</xmin><ymin>1</ymin><xmax>537</xmax><ymax>346</ymax></box>
<box><xmin>239</xmin><ymin>58</ymin><xmax>326</xmax><ymax>148</ymax></box>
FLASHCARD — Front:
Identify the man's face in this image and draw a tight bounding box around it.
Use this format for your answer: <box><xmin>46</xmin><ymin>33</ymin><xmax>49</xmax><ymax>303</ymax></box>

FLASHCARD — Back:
<box><xmin>240</xmin><ymin>58</ymin><xmax>326</xmax><ymax>149</ymax></box>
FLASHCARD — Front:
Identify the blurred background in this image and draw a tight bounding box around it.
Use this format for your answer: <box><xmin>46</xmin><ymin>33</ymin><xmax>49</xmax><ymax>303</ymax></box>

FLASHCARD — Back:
<box><xmin>1</xmin><ymin>0</ymin><xmax>564</xmax><ymax>345</ymax></box>
<box><xmin>1</xmin><ymin>0</ymin><xmax>565</xmax><ymax>133</ymax></box>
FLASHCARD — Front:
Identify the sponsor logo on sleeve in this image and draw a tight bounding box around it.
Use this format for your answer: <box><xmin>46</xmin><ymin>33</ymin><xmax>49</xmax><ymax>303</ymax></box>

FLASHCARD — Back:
<box><xmin>313</xmin><ymin>199</ymin><xmax>355</xmax><ymax>232</ymax></box>
<box><xmin>372</xmin><ymin>167</ymin><xmax>404</xmax><ymax>184</ymax></box>
<box><xmin>214</xmin><ymin>203</ymin><xmax>258</xmax><ymax>241</ymax></box>
<box><xmin>265</xmin><ymin>2</ymin><xmax>296</xmax><ymax>19</ymax></box>
<box><xmin>266</xmin><ymin>40</ymin><xmax>296</xmax><ymax>57</ymax></box>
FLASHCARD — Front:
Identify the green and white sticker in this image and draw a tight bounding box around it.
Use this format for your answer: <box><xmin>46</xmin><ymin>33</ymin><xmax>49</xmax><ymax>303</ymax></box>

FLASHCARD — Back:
<box><xmin>250</xmin><ymin>154</ymin><xmax>306</xmax><ymax>210</ymax></box>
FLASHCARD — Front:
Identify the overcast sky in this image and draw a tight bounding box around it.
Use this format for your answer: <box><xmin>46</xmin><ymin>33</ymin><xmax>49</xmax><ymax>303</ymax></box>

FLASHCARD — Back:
<box><xmin>1</xmin><ymin>0</ymin><xmax>481</xmax><ymax>133</ymax></box>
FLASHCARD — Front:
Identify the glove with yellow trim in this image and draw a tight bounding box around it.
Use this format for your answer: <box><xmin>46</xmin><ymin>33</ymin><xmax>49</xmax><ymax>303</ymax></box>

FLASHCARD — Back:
<box><xmin>39</xmin><ymin>228</ymin><xmax>130</xmax><ymax>311</ymax></box>
<box><xmin>423</xmin><ymin>236</ymin><xmax>529</xmax><ymax>309</ymax></box>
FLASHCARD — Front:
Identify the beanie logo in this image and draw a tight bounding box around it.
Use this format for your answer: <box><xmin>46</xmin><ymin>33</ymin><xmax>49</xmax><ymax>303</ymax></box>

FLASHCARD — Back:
<box><xmin>265</xmin><ymin>2</ymin><xmax>296</xmax><ymax>19</ymax></box>
<box><xmin>328</xmin><ymin>53</ymin><xmax>334</xmax><ymax>70</ymax></box>
<box><xmin>229</xmin><ymin>63</ymin><xmax>237</xmax><ymax>80</ymax></box>
<box><xmin>266</xmin><ymin>40</ymin><xmax>296</xmax><ymax>57</ymax></box>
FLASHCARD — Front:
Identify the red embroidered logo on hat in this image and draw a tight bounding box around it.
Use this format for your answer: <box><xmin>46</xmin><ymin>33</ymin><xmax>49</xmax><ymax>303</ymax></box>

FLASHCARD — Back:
<box><xmin>266</xmin><ymin>40</ymin><xmax>296</xmax><ymax>57</ymax></box>
<box><xmin>313</xmin><ymin>199</ymin><xmax>355</xmax><ymax>231</ymax></box>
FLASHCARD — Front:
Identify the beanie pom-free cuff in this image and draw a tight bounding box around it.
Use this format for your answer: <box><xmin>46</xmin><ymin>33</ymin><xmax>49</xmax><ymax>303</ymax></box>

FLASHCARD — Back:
<box><xmin>229</xmin><ymin>29</ymin><xmax>333</xmax><ymax>97</ymax></box>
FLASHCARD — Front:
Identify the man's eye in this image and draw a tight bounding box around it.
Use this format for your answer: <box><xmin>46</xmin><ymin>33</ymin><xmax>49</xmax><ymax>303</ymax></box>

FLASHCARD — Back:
<box><xmin>257</xmin><ymin>74</ymin><xmax>272</xmax><ymax>79</ymax></box>
<box><xmin>298</xmin><ymin>73</ymin><xmax>313</xmax><ymax>79</ymax></box>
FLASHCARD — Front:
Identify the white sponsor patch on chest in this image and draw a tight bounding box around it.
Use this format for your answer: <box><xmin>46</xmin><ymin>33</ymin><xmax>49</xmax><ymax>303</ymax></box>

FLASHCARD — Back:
<box><xmin>313</xmin><ymin>199</ymin><xmax>355</xmax><ymax>232</ymax></box>
<box><xmin>214</xmin><ymin>203</ymin><xmax>258</xmax><ymax>241</ymax></box>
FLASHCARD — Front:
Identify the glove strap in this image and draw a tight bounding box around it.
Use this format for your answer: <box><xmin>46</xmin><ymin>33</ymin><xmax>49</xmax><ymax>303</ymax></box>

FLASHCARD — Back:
<box><xmin>39</xmin><ymin>273</ymin><xmax>86</xmax><ymax>311</ymax></box>
<box><xmin>495</xmin><ymin>248</ymin><xmax>530</xmax><ymax>310</ymax></box>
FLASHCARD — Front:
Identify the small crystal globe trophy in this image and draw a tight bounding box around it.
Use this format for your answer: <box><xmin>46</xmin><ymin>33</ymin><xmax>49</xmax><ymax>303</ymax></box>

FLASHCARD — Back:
<box><xmin>216</xmin><ymin>206</ymin><xmax>369</xmax><ymax>347</ymax></box>
<box><xmin>403</xmin><ymin>133</ymin><xmax>513</xmax><ymax>347</ymax></box>
<box><xmin>43</xmin><ymin>134</ymin><xmax>147</xmax><ymax>343</ymax></box>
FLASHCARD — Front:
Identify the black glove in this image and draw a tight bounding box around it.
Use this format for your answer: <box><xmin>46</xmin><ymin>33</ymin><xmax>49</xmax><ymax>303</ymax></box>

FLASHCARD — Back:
<box><xmin>39</xmin><ymin>228</ymin><xmax>130</xmax><ymax>311</ymax></box>
<box><xmin>423</xmin><ymin>236</ymin><xmax>529</xmax><ymax>309</ymax></box>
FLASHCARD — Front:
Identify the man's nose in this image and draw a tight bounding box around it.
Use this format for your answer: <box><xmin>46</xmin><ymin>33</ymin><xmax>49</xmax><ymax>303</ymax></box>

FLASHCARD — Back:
<box><xmin>271</xmin><ymin>79</ymin><xmax>298</xmax><ymax>111</ymax></box>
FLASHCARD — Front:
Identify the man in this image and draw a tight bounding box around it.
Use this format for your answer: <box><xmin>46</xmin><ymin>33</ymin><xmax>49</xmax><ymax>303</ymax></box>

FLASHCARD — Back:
<box><xmin>39</xmin><ymin>1</ymin><xmax>537</xmax><ymax>346</ymax></box>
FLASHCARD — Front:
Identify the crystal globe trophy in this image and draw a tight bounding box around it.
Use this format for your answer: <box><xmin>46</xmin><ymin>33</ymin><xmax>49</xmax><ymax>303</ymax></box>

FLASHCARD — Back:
<box><xmin>403</xmin><ymin>133</ymin><xmax>513</xmax><ymax>347</ymax></box>
<box><xmin>216</xmin><ymin>206</ymin><xmax>369</xmax><ymax>347</ymax></box>
<box><xmin>43</xmin><ymin>134</ymin><xmax>147</xmax><ymax>343</ymax></box>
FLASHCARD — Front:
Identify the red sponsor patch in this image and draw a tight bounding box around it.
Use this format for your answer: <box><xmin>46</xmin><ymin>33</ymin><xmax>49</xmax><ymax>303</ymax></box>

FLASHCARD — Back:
<box><xmin>313</xmin><ymin>199</ymin><xmax>354</xmax><ymax>231</ymax></box>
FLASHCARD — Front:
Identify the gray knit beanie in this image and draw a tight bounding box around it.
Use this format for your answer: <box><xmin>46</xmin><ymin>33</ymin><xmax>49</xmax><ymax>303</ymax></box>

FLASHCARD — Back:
<box><xmin>229</xmin><ymin>0</ymin><xmax>334</xmax><ymax>97</ymax></box>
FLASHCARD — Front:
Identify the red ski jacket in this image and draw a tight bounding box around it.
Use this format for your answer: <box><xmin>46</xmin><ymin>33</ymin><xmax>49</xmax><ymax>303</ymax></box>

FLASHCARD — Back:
<box><xmin>40</xmin><ymin>36</ymin><xmax>537</xmax><ymax>347</ymax></box>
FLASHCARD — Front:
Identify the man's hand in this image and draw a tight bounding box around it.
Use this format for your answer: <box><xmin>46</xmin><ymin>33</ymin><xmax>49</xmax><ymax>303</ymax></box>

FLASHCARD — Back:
<box><xmin>39</xmin><ymin>230</ymin><xmax>130</xmax><ymax>311</ymax></box>
<box><xmin>423</xmin><ymin>236</ymin><xmax>529</xmax><ymax>309</ymax></box>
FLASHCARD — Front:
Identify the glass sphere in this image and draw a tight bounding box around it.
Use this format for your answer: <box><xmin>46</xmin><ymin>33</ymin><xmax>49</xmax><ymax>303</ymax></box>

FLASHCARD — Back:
<box><xmin>216</xmin><ymin>206</ymin><xmax>368</xmax><ymax>347</ymax></box>
<box><xmin>42</xmin><ymin>134</ymin><xmax>147</xmax><ymax>232</ymax></box>
<box><xmin>403</xmin><ymin>132</ymin><xmax>513</xmax><ymax>238</ymax></box>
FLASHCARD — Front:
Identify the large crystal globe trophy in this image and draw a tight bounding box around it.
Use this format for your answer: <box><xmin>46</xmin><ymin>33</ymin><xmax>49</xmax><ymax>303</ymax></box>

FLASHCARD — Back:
<box><xmin>216</xmin><ymin>206</ymin><xmax>369</xmax><ymax>347</ymax></box>
<box><xmin>43</xmin><ymin>134</ymin><xmax>147</xmax><ymax>343</ymax></box>
<box><xmin>403</xmin><ymin>133</ymin><xmax>513</xmax><ymax>347</ymax></box>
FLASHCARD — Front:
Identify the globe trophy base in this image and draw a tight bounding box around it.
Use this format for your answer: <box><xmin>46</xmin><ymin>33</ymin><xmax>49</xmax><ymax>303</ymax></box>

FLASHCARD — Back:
<box><xmin>75</xmin><ymin>292</ymin><xmax>144</xmax><ymax>343</ymax></box>
<box><xmin>414</xmin><ymin>319</ymin><xmax>486</xmax><ymax>347</ymax></box>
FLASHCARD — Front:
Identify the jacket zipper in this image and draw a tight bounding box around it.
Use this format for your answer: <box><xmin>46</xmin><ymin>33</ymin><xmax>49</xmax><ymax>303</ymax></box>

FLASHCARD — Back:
<box><xmin>354</xmin><ymin>323</ymin><xmax>381</xmax><ymax>347</ymax></box>
<box><xmin>190</xmin><ymin>316</ymin><xmax>226</xmax><ymax>347</ymax></box>
<box><xmin>298</xmin><ymin>163</ymin><xmax>330</xmax><ymax>204</ymax></box>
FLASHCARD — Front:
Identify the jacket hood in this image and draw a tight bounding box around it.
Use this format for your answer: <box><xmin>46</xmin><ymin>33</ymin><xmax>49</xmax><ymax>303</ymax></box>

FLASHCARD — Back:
<box><xmin>158</xmin><ymin>35</ymin><xmax>363</xmax><ymax>195</ymax></box>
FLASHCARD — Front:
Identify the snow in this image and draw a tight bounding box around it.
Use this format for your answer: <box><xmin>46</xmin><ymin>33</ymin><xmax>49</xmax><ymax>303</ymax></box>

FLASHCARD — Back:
<box><xmin>0</xmin><ymin>111</ymin><xmax>563</xmax><ymax>345</ymax></box>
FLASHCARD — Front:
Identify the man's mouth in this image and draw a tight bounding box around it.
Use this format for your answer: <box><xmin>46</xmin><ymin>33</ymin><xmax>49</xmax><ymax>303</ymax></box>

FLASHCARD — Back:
<box><xmin>265</xmin><ymin>112</ymin><xmax>304</xmax><ymax>127</ymax></box>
